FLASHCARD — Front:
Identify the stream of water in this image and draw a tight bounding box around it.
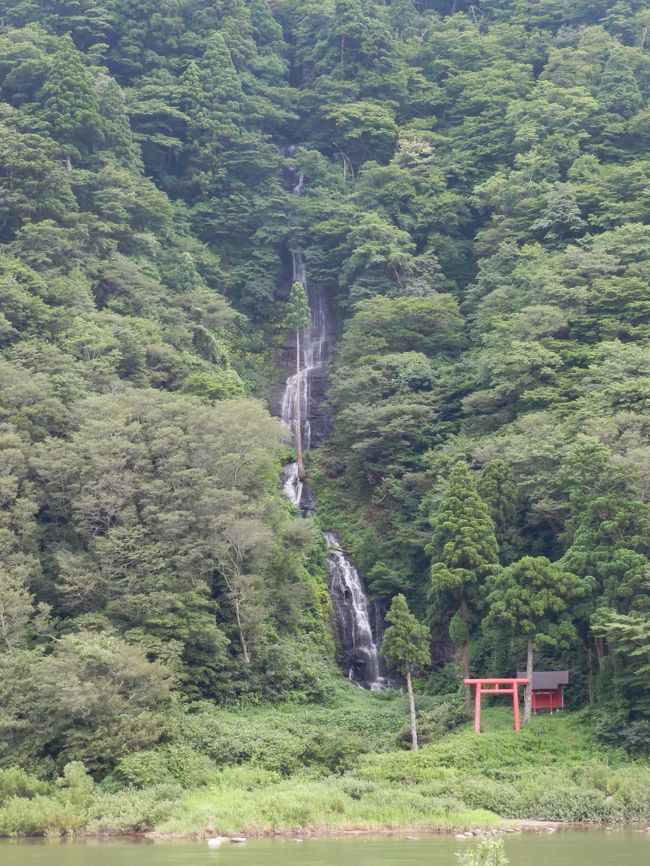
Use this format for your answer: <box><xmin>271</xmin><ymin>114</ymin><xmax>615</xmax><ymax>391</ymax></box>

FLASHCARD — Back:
<box><xmin>279</xmin><ymin>151</ymin><xmax>385</xmax><ymax>690</ymax></box>
<box><xmin>2</xmin><ymin>831</ymin><xmax>648</xmax><ymax>866</ymax></box>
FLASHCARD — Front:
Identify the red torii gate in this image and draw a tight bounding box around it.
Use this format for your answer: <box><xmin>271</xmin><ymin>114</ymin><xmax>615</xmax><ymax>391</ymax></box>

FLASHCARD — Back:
<box><xmin>464</xmin><ymin>678</ymin><xmax>529</xmax><ymax>732</ymax></box>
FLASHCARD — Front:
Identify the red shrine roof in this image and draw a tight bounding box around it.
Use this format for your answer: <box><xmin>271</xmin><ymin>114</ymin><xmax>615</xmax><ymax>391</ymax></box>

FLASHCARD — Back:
<box><xmin>516</xmin><ymin>671</ymin><xmax>569</xmax><ymax>689</ymax></box>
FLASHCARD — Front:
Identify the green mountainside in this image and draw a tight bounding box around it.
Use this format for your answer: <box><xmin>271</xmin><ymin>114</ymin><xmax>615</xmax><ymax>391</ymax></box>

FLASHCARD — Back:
<box><xmin>0</xmin><ymin>0</ymin><xmax>649</xmax><ymax>833</ymax></box>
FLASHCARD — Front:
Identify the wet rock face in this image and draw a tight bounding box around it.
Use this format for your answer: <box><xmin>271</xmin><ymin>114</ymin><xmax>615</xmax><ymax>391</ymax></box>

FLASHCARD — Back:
<box><xmin>273</xmin><ymin>285</ymin><xmax>336</xmax><ymax>447</ymax></box>
<box><xmin>305</xmin><ymin>365</ymin><xmax>332</xmax><ymax>445</ymax></box>
<box><xmin>272</xmin><ymin>345</ymin><xmax>333</xmax><ymax>446</ymax></box>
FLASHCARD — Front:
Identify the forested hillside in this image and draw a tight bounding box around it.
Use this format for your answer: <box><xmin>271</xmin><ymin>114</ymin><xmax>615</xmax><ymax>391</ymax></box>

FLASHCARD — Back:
<box><xmin>1</xmin><ymin>0</ymin><xmax>649</xmax><ymax>800</ymax></box>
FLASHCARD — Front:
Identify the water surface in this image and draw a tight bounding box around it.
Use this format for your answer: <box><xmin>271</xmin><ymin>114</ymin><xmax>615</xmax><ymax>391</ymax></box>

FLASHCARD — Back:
<box><xmin>1</xmin><ymin>831</ymin><xmax>649</xmax><ymax>866</ymax></box>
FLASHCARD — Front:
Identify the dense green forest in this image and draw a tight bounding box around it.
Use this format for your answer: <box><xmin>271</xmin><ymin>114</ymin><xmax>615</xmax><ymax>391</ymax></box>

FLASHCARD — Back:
<box><xmin>1</xmin><ymin>0</ymin><xmax>649</xmax><ymax>821</ymax></box>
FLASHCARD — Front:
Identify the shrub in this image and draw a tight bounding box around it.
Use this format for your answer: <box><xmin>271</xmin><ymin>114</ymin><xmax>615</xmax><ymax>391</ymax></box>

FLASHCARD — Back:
<box><xmin>458</xmin><ymin>837</ymin><xmax>509</xmax><ymax>866</ymax></box>
<box><xmin>111</xmin><ymin>744</ymin><xmax>218</xmax><ymax>790</ymax></box>
<box><xmin>85</xmin><ymin>785</ymin><xmax>180</xmax><ymax>833</ymax></box>
<box><xmin>0</xmin><ymin>768</ymin><xmax>51</xmax><ymax>805</ymax></box>
<box><xmin>398</xmin><ymin>694</ymin><xmax>466</xmax><ymax>746</ymax></box>
<box><xmin>0</xmin><ymin>794</ymin><xmax>84</xmax><ymax>837</ymax></box>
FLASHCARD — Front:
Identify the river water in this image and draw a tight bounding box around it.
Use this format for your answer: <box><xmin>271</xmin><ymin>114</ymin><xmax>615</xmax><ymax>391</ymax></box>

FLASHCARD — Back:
<box><xmin>1</xmin><ymin>831</ymin><xmax>648</xmax><ymax>866</ymax></box>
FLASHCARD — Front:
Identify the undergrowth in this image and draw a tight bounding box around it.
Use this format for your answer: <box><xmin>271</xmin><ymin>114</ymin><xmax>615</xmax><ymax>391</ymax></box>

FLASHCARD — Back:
<box><xmin>1</xmin><ymin>697</ymin><xmax>649</xmax><ymax>837</ymax></box>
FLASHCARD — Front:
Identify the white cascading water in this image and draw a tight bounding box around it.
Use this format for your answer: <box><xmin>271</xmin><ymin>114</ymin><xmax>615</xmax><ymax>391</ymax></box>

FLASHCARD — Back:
<box><xmin>325</xmin><ymin>533</ymin><xmax>387</xmax><ymax>691</ymax></box>
<box><xmin>279</xmin><ymin>151</ymin><xmax>385</xmax><ymax>690</ymax></box>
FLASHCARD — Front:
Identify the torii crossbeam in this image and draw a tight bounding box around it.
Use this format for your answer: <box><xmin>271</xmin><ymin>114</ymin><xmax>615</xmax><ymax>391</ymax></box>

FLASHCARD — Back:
<box><xmin>464</xmin><ymin>678</ymin><xmax>529</xmax><ymax>732</ymax></box>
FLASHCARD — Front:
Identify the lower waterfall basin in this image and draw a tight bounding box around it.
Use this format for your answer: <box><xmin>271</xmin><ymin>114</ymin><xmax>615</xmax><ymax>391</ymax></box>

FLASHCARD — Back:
<box><xmin>1</xmin><ymin>830</ymin><xmax>649</xmax><ymax>866</ymax></box>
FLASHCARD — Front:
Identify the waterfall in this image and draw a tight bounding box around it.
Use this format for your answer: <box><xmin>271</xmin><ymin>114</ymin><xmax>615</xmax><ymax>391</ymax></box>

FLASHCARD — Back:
<box><xmin>325</xmin><ymin>533</ymin><xmax>388</xmax><ymax>691</ymax></box>
<box><xmin>279</xmin><ymin>249</ymin><xmax>328</xmax><ymax>460</ymax></box>
<box><xmin>278</xmin><ymin>148</ymin><xmax>385</xmax><ymax>691</ymax></box>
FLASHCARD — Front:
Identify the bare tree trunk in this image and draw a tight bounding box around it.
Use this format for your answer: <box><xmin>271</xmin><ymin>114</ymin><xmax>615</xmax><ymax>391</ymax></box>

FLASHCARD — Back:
<box><xmin>233</xmin><ymin>599</ymin><xmax>251</xmax><ymax>664</ymax></box>
<box><xmin>461</xmin><ymin>641</ymin><xmax>471</xmax><ymax>717</ymax></box>
<box><xmin>460</xmin><ymin>594</ymin><xmax>472</xmax><ymax>717</ymax></box>
<box><xmin>587</xmin><ymin>643</ymin><xmax>595</xmax><ymax>706</ymax></box>
<box><xmin>524</xmin><ymin>636</ymin><xmax>533</xmax><ymax>724</ymax></box>
<box><xmin>406</xmin><ymin>668</ymin><xmax>418</xmax><ymax>751</ymax></box>
<box><xmin>295</xmin><ymin>327</ymin><xmax>305</xmax><ymax>480</ymax></box>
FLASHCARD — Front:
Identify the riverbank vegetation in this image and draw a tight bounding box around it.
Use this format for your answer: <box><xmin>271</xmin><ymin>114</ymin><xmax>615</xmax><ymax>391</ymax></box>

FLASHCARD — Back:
<box><xmin>0</xmin><ymin>0</ymin><xmax>649</xmax><ymax>837</ymax></box>
<box><xmin>1</xmin><ymin>705</ymin><xmax>649</xmax><ymax>837</ymax></box>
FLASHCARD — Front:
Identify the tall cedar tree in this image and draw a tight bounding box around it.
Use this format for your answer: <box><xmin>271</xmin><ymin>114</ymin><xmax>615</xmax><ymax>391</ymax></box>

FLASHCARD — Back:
<box><xmin>96</xmin><ymin>75</ymin><xmax>137</xmax><ymax>169</ymax></box>
<box><xmin>199</xmin><ymin>32</ymin><xmax>244</xmax><ymax>125</ymax></box>
<box><xmin>477</xmin><ymin>460</ymin><xmax>520</xmax><ymax>564</ymax></box>
<box><xmin>287</xmin><ymin>280</ymin><xmax>311</xmax><ymax>478</ymax></box>
<box><xmin>485</xmin><ymin>556</ymin><xmax>592</xmax><ymax>723</ymax></box>
<box><xmin>592</xmin><ymin>608</ymin><xmax>650</xmax><ymax>723</ymax></box>
<box><xmin>382</xmin><ymin>593</ymin><xmax>430</xmax><ymax>751</ymax></box>
<box><xmin>40</xmin><ymin>34</ymin><xmax>103</xmax><ymax>165</ymax></box>
<box><xmin>430</xmin><ymin>461</ymin><xmax>499</xmax><ymax>716</ymax></box>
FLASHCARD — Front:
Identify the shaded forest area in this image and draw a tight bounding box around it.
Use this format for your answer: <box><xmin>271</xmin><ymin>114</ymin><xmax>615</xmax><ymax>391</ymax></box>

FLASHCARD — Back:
<box><xmin>0</xmin><ymin>0</ymin><xmax>649</xmax><ymax>785</ymax></box>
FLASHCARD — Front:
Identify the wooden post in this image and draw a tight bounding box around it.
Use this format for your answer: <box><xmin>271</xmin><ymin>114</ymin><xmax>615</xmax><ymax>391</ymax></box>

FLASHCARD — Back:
<box><xmin>474</xmin><ymin>682</ymin><xmax>481</xmax><ymax>733</ymax></box>
<box><xmin>512</xmin><ymin>683</ymin><xmax>520</xmax><ymax>732</ymax></box>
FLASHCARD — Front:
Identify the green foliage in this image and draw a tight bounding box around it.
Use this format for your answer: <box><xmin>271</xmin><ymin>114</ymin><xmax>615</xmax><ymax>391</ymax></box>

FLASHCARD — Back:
<box><xmin>477</xmin><ymin>460</ymin><xmax>520</xmax><ymax>564</ymax></box>
<box><xmin>161</xmin><ymin>687</ymin><xmax>414</xmax><ymax>777</ymax></box>
<box><xmin>592</xmin><ymin>609</ymin><xmax>650</xmax><ymax>736</ymax></box>
<box><xmin>40</xmin><ymin>34</ymin><xmax>104</xmax><ymax>161</ymax></box>
<box><xmin>398</xmin><ymin>693</ymin><xmax>466</xmax><ymax>747</ymax></box>
<box><xmin>458</xmin><ymin>837</ymin><xmax>509</xmax><ymax>866</ymax></box>
<box><xmin>286</xmin><ymin>280</ymin><xmax>311</xmax><ymax>331</ymax></box>
<box><xmin>429</xmin><ymin>462</ymin><xmax>499</xmax><ymax>650</ymax></box>
<box><xmin>485</xmin><ymin>556</ymin><xmax>592</xmax><ymax>648</ymax></box>
<box><xmin>337</xmin><ymin>295</ymin><xmax>464</xmax><ymax>364</ymax></box>
<box><xmin>382</xmin><ymin>593</ymin><xmax>430</xmax><ymax>675</ymax></box>
<box><xmin>4</xmin><ymin>709</ymin><xmax>649</xmax><ymax>836</ymax></box>
<box><xmin>0</xmin><ymin>632</ymin><xmax>172</xmax><ymax>773</ymax></box>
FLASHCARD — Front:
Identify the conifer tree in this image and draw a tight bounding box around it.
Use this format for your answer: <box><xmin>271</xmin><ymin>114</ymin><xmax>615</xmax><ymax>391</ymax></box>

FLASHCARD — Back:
<box><xmin>96</xmin><ymin>74</ymin><xmax>137</xmax><ymax>169</ymax></box>
<box><xmin>382</xmin><ymin>593</ymin><xmax>430</xmax><ymax>751</ymax></box>
<box><xmin>477</xmin><ymin>459</ymin><xmax>520</xmax><ymax>564</ymax></box>
<box><xmin>430</xmin><ymin>461</ymin><xmax>499</xmax><ymax>716</ymax></box>
<box><xmin>200</xmin><ymin>32</ymin><xmax>244</xmax><ymax>135</ymax></box>
<box><xmin>180</xmin><ymin>60</ymin><xmax>215</xmax><ymax>191</ymax></box>
<box><xmin>484</xmin><ymin>556</ymin><xmax>591</xmax><ymax>723</ymax></box>
<box><xmin>40</xmin><ymin>33</ymin><xmax>104</xmax><ymax>165</ymax></box>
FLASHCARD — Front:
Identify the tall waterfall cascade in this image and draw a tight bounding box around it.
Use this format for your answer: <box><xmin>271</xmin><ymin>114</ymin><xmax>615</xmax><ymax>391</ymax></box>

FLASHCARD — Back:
<box><xmin>279</xmin><ymin>150</ymin><xmax>386</xmax><ymax>690</ymax></box>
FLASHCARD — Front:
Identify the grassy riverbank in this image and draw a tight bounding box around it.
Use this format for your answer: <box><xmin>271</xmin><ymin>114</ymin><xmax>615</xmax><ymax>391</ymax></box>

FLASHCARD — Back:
<box><xmin>1</xmin><ymin>687</ymin><xmax>649</xmax><ymax>838</ymax></box>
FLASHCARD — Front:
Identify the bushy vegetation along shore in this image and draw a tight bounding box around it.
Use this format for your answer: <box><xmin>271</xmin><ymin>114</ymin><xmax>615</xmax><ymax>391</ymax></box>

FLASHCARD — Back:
<box><xmin>1</xmin><ymin>696</ymin><xmax>649</xmax><ymax>839</ymax></box>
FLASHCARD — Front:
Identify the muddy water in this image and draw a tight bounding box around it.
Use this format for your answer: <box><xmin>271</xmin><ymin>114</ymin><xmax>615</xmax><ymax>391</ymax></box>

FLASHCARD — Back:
<box><xmin>1</xmin><ymin>829</ymin><xmax>648</xmax><ymax>866</ymax></box>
